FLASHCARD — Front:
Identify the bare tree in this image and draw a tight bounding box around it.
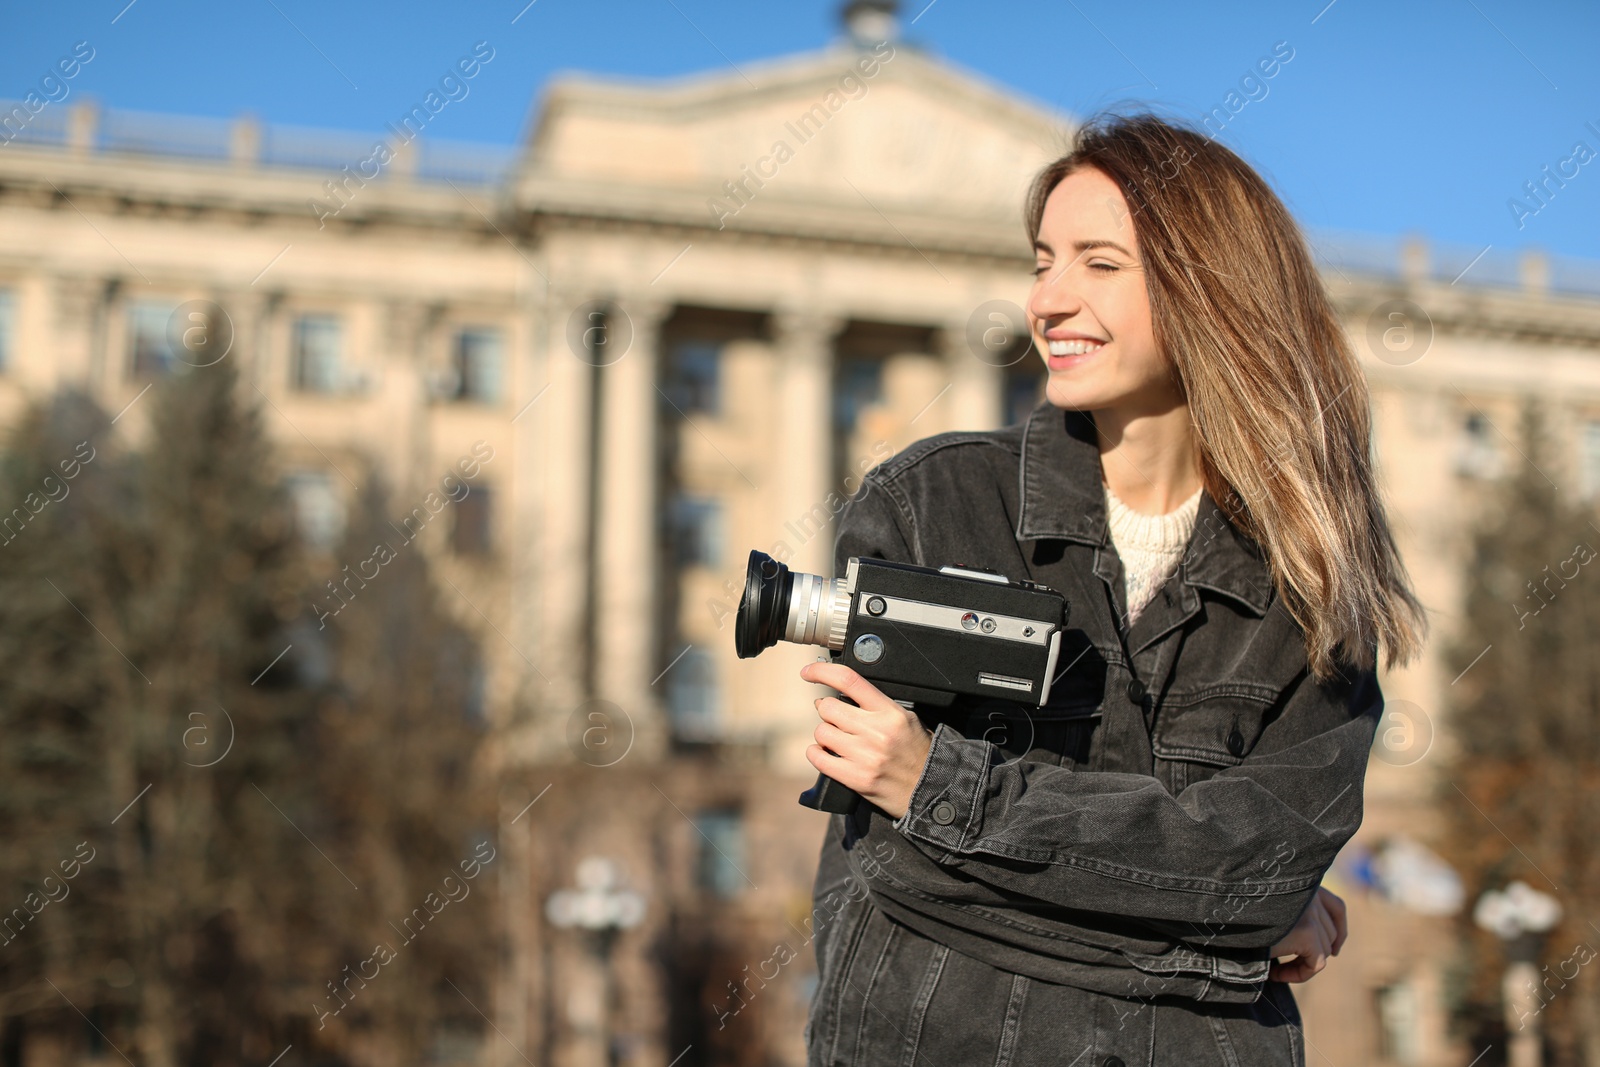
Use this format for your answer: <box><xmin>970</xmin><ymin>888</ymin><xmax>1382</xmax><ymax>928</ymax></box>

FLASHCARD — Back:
<box><xmin>1440</xmin><ymin>400</ymin><xmax>1600</xmax><ymax>1067</ymax></box>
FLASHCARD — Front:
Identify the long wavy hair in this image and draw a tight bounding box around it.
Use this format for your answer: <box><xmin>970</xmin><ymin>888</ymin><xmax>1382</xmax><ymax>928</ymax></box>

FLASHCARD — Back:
<box><xmin>1025</xmin><ymin>110</ymin><xmax>1428</xmax><ymax>682</ymax></box>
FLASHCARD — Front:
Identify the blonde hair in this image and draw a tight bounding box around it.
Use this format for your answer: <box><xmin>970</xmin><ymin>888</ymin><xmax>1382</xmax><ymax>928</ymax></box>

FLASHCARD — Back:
<box><xmin>1025</xmin><ymin>110</ymin><xmax>1428</xmax><ymax>682</ymax></box>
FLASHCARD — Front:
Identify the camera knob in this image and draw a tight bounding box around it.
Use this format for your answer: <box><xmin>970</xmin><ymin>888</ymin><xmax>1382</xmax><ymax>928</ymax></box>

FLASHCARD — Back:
<box><xmin>853</xmin><ymin>633</ymin><xmax>885</xmax><ymax>664</ymax></box>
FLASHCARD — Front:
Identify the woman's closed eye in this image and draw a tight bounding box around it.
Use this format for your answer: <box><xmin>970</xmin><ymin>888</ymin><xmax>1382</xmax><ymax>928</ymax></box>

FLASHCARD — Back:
<box><xmin>1030</xmin><ymin>262</ymin><xmax>1120</xmax><ymax>276</ymax></box>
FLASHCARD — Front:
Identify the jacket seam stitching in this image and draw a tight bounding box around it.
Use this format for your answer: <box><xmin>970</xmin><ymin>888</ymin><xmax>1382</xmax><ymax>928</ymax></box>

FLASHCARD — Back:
<box><xmin>849</xmin><ymin>917</ymin><xmax>898</xmax><ymax>1067</ymax></box>
<box><xmin>898</xmin><ymin>942</ymin><xmax>947</xmax><ymax>1067</ymax></box>
<box><xmin>866</xmin><ymin>867</ymin><xmax>1278</xmax><ymax>976</ymax></box>
<box><xmin>877</xmin><ymin>474</ymin><xmax>924</xmax><ymax>566</ymax></box>
<box><xmin>993</xmin><ymin>973</ymin><xmax>1029</xmax><ymax>1067</ymax></box>
<box><xmin>821</xmin><ymin>898</ymin><xmax>873</xmax><ymax>1067</ymax></box>
<box><xmin>1161</xmin><ymin>683</ymin><xmax>1282</xmax><ymax>706</ymax></box>
<box><xmin>931</xmin><ymin>837</ymin><xmax>1324</xmax><ymax>896</ymax></box>
<box><xmin>873</xmin><ymin>432</ymin><xmax>1021</xmax><ymax>484</ymax></box>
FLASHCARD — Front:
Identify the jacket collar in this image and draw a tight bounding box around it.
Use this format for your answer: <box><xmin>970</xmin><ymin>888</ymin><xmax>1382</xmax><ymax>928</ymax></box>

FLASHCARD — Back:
<box><xmin>1013</xmin><ymin>399</ymin><xmax>1274</xmax><ymax>616</ymax></box>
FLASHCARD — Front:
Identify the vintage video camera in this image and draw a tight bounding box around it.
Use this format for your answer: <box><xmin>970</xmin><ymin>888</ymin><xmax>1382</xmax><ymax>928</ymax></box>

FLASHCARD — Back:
<box><xmin>733</xmin><ymin>549</ymin><xmax>1069</xmax><ymax>814</ymax></box>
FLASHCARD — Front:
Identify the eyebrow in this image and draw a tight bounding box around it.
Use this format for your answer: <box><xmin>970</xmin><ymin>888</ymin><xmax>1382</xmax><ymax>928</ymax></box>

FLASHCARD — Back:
<box><xmin>1033</xmin><ymin>239</ymin><xmax>1135</xmax><ymax>258</ymax></box>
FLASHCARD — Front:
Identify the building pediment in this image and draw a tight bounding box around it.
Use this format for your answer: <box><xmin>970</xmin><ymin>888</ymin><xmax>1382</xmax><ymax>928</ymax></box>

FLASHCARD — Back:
<box><xmin>513</xmin><ymin>44</ymin><xmax>1074</xmax><ymax>245</ymax></box>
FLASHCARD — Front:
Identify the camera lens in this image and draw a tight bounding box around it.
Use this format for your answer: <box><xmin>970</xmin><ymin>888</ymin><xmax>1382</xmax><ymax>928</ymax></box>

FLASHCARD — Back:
<box><xmin>735</xmin><ymin>550</ymin><xmax>793</xmax><ymax>658</ymax></box>
<box><xmin>734</xmin><ymin>549</ymin><xmax>851</xmax><ymax>657</ymax></box>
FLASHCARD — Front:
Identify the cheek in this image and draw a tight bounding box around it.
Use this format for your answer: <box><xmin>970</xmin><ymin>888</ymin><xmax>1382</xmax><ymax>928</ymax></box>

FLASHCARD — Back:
<box><xmin>1106</xmin><ymin>294</ymin><xmax>1157</xmax><ymax>363</ymax></box>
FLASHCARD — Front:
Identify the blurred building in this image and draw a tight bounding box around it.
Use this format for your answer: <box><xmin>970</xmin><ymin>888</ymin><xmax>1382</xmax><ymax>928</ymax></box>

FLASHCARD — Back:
<box><xmin>2</xmin><ymin>3</ymin><xmax>1600</xmax><ymax>1065</ymax></box>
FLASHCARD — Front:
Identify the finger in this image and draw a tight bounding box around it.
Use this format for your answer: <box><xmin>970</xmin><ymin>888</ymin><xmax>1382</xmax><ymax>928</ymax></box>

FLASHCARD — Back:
<box><xmin>1320</xmin><ymin>890</ymin><xmax>1349</xmax><ymax>955</ymax></box>
<box><xmin>1311</xmin><ymin>905</ymin><xmax>1337</xmax><ymax>959</ymax></box>
<box><xmin>805</xmin><ymin>744</ymin><xmax>856</xmax><ymax>787</ymax></box>
<box><xmin>814</xmin><ymin>696</ymin><xmax>864</xmax><ymax>733</ymax></box>
<box><xmin>814</xmin><ymin>721</ymin><xmax>854</xmax><ymax>755</ymax></box>
<box><xmin>1270</xmin><ymin>957</ymin><xmax>1311</xmax><ymax>984</ymax></box>
<box><xmin>799</xmin><ymin>660</ymin><xmax>902</xmax><ymax>712</ymax></box>
<box><xmin>1287</xmin><ymin>958</ymin><xmax>1316</xmax><ymax>983</ymax></box>
<box><xmin>1315</xmin><ymin>901</ymin><xmax>1343</xmax><ymax>957</ymax></box>
<box><xmin>1284</xmin><ymin>948</ymin><xmax>1327</xmax><ymax>984</ymax></box>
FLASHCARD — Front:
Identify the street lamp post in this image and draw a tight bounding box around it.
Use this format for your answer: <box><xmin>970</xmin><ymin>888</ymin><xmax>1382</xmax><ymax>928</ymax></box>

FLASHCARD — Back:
<box><xmin>1473</xmin><ymin>880</ymin><xmax>1562</xmax><ymax>1067</ymax></box>
<box><xmin>546</xmin><ymin>856</ymin><xmax>646</xmax><ymax>1067</ymax></box>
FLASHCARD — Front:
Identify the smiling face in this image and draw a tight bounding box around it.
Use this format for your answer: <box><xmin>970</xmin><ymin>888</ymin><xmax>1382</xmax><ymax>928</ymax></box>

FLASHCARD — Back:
<box><xmin>1027</xmin><ymin>166</ymin><xmax>1183</xmax><ymax>415</ymax></box>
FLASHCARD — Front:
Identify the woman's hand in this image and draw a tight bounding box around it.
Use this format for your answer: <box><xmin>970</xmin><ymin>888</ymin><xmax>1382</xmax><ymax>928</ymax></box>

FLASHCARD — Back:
<box><xmin>1268</xmin><ymin>887</ymin><xmax>1348</xmax><ymax>983</ymax></box>
<box><xmin>800</xmin><ymin>661</ymin><xmax>933</xmax><ymax>820</ymax></box>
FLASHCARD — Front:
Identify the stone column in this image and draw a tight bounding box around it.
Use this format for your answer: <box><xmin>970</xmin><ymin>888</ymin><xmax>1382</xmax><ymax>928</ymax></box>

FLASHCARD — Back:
<box><xmin>210</xmin><ymin>288</ymin><xmax>268</xmax><ymax>426</ymax></box>
<box><xmin>535</xmin><ymin>287</ymin><xmax>599</xmax><ymax>734</ymax></box>
<box><xmin>50</xmin><ymin>275</ymin><xmax>102</xmax><ymax>393</ymax></box>
<box><xmin>942</xmin><ymin>317</ymin><xmax>1005</xmax><ymax>433</ymax></box>
<box><xmin>594</xmin><ymin>297</ymin><xmax>672</xmax><ymax>759</ymax></box>
<box><xmin>382</xmin><ymin>299</ymin><xmax>437</xmax><ymax>500</ymax></box>
<box><xmin>772</xmin><ymin>310</ymin><xmax>843</xmax><ymax>577</ymax></box>
<box><xmin>769</xmin><ymin>311</ymin><xmax>843</xmax><ymax>771</ymax></box>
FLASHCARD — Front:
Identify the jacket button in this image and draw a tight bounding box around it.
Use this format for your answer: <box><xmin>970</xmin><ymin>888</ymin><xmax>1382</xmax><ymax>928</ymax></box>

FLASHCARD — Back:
<box><xmin>1103</xmin><ymin>1057</ymin><xmax>1126</xmax><ymax>1067</ymax></box>
<box><xmin>1227</xmin><ymin>727</ymin><xmax>1245</xmax><ymax>756</ymax></box>
<box><xmin>1126</xmin><ymin>678</ymin><xmax>1146</xmax><ymax>703</ymax></box>
<box><xmin>930</xmin><ymin>800</ymin><xmax>957</xmax><ymax>826</ymax></box>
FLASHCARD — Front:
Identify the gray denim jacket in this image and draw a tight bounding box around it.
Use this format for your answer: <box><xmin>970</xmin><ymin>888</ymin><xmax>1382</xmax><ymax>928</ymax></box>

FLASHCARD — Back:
<box><xmin>803</xmin><ymin>400</ymin><xmax>1383</xmax><ymax>1066</ymax></box>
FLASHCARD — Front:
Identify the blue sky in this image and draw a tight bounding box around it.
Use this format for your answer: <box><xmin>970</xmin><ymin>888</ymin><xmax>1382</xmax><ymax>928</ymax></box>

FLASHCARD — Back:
<box><xmin>4</xmin><ymin>0</ymin><xmax>1598</xmax><ymax>262</ymax></box>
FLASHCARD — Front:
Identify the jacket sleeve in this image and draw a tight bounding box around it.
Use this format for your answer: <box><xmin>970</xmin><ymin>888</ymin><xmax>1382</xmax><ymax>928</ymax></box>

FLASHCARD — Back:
<box><xmin>833</xmin><ymin>469</ymin><xmax>1378</xmax><ymax>956</ymax></box>
<box><xmin>894</xmin><ymin>663</ymin><xmax>1378</xmax><ymax>952</ymax></box>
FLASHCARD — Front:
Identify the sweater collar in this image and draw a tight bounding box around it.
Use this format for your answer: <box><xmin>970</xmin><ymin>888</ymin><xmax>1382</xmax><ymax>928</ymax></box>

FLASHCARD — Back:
<box><xmin>1013</xmin><ymin>399</ymin><xmax>1274</xmax><ymax>615</ymax></box>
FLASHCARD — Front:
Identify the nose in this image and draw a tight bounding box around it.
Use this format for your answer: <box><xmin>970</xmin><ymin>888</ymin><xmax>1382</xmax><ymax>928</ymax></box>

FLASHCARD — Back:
<box><xmin>1027</xmin><ymin>260</ymin><xmax>1083</xmax><ymax>331</ymax></box>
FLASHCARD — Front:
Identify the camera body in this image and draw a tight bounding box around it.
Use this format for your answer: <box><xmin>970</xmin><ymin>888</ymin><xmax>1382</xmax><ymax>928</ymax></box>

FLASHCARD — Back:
<box><xmin>733</xmin><ymin>549</ymin><xmax>1070</xmax><ymax>812</ymax></box>
<box><xmin>833</xmin><ymin>557</ymin><xmax>1068</xmax><ymax>709</ymax></box>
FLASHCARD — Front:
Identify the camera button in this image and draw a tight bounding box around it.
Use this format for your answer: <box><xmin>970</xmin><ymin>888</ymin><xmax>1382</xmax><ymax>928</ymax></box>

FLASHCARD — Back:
<box><xmin>853</xmin><ymin>634</ymin><xmax>885</xmax><ymax>664</ymax></box>
<box><xmin>979</xmin><ymin>617</ymin><xmax>997</xmax><ymax>633</ymax></box>
<box><xmin>865</xmin><ymin>595</ymin><xmax>886</xmax><ymax>616</ymax></box>
<box><xmin>1126</xmin><ymin>678</ymin><xmax>1147</xmax><ymax>704</ymax></box>
<box><xmin>930</xmin><ymin>801</ymin><xmax>957</xmax><ymax>826</ymax></box>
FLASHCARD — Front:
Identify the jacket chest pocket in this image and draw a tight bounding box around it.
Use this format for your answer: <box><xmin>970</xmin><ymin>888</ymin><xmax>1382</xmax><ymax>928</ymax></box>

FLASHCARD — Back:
<box><xmin>1151</xmin><ymin>691</ymin><xmax>1279</xmax><ymax>778</ymax></box>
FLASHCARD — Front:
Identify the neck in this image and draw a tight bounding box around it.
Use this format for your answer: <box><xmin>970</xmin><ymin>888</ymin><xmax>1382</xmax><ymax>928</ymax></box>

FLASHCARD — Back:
<box><xmin>1092</xmin><ymin>400</ymin><xmax>1202</xmax><ymax>515</ymax></box>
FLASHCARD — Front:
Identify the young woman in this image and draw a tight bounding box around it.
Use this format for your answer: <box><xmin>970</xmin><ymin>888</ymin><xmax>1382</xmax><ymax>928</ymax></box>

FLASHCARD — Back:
<box><xmin>797</xmin><ymin>112</ymin><xmax>1429</xmax><ymax>1066</ymax></box>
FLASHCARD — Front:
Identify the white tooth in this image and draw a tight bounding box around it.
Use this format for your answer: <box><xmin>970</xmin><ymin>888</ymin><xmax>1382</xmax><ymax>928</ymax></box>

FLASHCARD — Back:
<box><xmin>1049</xmin><ymin>339</ymin><xmax>1104</xmax><ymax>355</ymax></box>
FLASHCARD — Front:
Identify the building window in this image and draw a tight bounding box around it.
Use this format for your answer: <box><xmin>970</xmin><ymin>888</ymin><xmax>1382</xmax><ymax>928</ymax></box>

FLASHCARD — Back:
<box><xmin>465</xmin><ymin>658</ymin><xmax>487</xmax><ymax>724</ymax></box>
<box><xmin>668</xmin><ymin>493</ymin><xmax>721</xmax><ymax>569</ymax></box>
<box><xmin>666</xmin><ymin>646</ymin><xmax>719</xmax><ymax>739</ymax></box>
<box><xmin>1581</xmin><ymin>419</ymin><xmax>1600</xmax><ymax>500</ymax></box>
<box><xmin>291</xmin><ymin>314</ymin><xmax>343</xmax><ymax>393</ymax></box>
<box><xmin>1374</xmin><ymin>981</ymin><xmax>1421</xmax><ymax>1065</ymax></box>
<box><xmin>0</xmin><ymin>288</ymin><xmax>14</xmax><ymax>374</ymax></box>
<box><xmin>1453</xmin><ymin>410</ymin><xmax>1502</xmax><ymax>479</ymax></box>
<box><xmin>1004</xmin><ymin>366</ymin><xmax>1044</xmax><ymax>427</ymax></box>
<box><xmin>283</xmin><ymin>469</ymin><xmax>344</xmax><ymax>551</ymax></box>
<box><xmin>833</xmin><ymin>357</ymin><xmax>883</xmax><ymax>432</ymax></box>
<box><xmin>451</xmin><ymin>484</ymin><xmax>493</xmax><ymax>556</ymax></box>
<box><xmin>453</xmin><ymin>327</ymin><xmax>504</xmax><ymax>404</ymax></box>
<box><xmin>284</xmin><ymin>616</ymin><xmax>333</xmax><ymax>688</ymax></box>
<box><xmin>128</xmin><ymin>302</ymin><xmax>177</xmax><ymax>379</ymax></box>
<box><xmin>663</xmin><ymin>340</ymin><xmax>720</xmax><ymax>416</ymax></box>
<box><xmin>692</xmin><ymin>809</ymin><xmax>745</xmax><ymax>898</ymax></box>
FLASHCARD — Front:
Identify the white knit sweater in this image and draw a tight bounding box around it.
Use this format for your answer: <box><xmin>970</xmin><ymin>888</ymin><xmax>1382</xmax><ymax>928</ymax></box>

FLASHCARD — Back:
<box><xmin>1103</xmin><ymin>482</ymin><xmax>1203</xmax><ymax>625</ymax></box>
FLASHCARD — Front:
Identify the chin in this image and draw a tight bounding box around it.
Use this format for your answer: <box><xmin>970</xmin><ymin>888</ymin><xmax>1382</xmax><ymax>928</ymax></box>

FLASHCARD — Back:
<box><xmin>1043</xmin><ymin>376</ymin><xmax>1114</xmax><ymax>412</ymax></box>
